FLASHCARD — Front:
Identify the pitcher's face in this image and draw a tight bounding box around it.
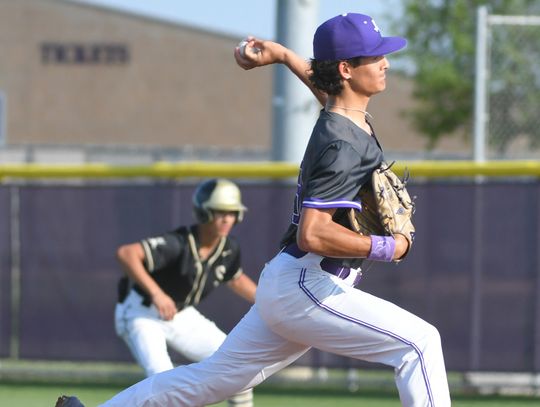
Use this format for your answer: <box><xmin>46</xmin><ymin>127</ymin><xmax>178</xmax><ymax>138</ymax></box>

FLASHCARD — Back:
<box><xmin>346</xmin><ymin>55</ymin><xmax>390</xmax><ymax>96</ymax></box>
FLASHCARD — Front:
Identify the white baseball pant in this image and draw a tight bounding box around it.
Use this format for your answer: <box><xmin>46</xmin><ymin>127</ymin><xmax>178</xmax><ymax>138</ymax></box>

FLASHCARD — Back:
<box><xmin>114</xmin><ymin>289</ymin><xmax>253</xmax><ymax>406</ymax></box>
<box><xmin>115</xmin><ymin>290</ymin><xmax>227</xmax><ymax>376</ymax></box>
<box><xmin>102</xmin><ymin>251</ymin><xmax>451</xmax><ymax>407</ymax></box>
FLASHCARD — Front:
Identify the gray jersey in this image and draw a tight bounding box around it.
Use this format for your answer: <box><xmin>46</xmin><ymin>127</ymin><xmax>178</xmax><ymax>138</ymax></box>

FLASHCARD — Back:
<box><xmin>280</xmin><ymin>109</ymin><xmax>383</xmax><ymax>268</ymax></box>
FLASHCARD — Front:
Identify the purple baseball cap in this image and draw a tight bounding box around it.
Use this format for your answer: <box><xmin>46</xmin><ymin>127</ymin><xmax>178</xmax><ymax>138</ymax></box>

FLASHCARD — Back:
<box><xmin>313</xmin><ymin>13</ymin><xmax>407</xmax><ymax>61</ymax></box>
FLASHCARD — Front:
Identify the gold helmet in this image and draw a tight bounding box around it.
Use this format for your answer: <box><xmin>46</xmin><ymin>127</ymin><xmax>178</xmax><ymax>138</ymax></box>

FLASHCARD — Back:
<box><xmin>192</xmin><ymin>179</ymin><xmax>247</xmax><ymax>223</ymax></box>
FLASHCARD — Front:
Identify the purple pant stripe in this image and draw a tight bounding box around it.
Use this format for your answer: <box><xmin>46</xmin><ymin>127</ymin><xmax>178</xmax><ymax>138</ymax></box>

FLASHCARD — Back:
<box><xmin>298</xmin><ymin>268</ymin><xmax>435</xmax><ymax>406</ymax></box>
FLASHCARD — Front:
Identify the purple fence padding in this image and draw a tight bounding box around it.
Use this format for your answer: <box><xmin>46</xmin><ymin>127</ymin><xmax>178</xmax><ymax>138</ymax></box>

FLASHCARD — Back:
<box><xmin>16</xmin><ymin>182</ymin><xmax>294</xmax><ymax>362</ymax></box>
<box><xmin>0</xmin><ymin>187</ymin><xmax>11</xmax><ymax>357</ymax></box>
<box><xmin>474</xmin><ymin>183</ymin><xmax>539</xmax><ymax>371</ymax></box>
<box><xmin>3</xmin><ymin>180</ymin><xmax>540</xmax><ymax>372</ymax></box>
<box><xmin>17</xmin><ymin>185</ymin><xmax>184</xmax><ymax>360</ymax></box>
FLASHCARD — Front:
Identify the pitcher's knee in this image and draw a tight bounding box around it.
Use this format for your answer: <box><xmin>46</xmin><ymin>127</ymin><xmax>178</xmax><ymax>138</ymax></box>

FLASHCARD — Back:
<box><xmin>401</xmin><ymin>322</ymin><xmax>442</xmax><ymax>364</ymax></box>
<box><xmin>423</xmin><ymin>323</ymin><xmax>442</xmax><ymax>348</ymax></box>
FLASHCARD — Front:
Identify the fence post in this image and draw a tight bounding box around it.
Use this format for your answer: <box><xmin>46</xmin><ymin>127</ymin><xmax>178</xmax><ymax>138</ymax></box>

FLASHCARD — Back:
<box><xmin>534</xmin><ymin>187</ymin><xmax>540</xmax><ymax>373</ymax></box>
<box><xmin>9</xmin><ymin>185</ymin><xmax>21</xmax><ymax>359</ymax></box>
<box><xmin>470</xmin><ymin>5</ymin><xmax>490</xmax><ymax>371</ymax></box>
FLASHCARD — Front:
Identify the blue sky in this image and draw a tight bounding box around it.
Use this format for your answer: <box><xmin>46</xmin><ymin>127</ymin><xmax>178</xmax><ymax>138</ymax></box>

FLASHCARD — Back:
<box><xmin>70</xmin><ymin>0</ymin><xmax>402</xmax><ymax>40</ymax></box>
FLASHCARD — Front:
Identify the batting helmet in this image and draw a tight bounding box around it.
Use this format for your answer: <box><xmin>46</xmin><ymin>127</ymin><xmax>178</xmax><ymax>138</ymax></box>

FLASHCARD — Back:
<box><xmin>192</xmin><ymin>179</ymin><xmax>247</xmax><ymax>223</ymax></box>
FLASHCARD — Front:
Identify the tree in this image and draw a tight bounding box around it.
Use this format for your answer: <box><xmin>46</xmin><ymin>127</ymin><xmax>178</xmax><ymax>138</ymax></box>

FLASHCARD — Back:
<box><xmin>393</xmin><ymin>0</ymin><xmax>540</xmax><ymax>154</ymax></box>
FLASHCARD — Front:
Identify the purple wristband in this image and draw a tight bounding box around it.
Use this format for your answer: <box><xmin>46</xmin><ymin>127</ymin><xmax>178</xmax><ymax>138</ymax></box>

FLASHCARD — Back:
<box><xmin>368</xmin><ymin>235</ymin><xmax>396</xmax><ymax>262</ymax></box>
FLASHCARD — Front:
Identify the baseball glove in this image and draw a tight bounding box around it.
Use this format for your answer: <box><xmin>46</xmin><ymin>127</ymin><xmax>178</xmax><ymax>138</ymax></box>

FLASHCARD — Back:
<box><xmin>348</xmin><ymin>162</ymin><xmax>416</xmax><ymax>261</ymax></box>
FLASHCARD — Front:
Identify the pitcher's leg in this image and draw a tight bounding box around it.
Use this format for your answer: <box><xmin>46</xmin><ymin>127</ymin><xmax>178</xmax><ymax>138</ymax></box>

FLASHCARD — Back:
<box><xmin>167</xmin><ymin>307</ymin><xmax>252</xmax><ymax>406</ymax></box>
<box><xmin>393</xmin><ymin>322</ymin><xmax>449</xmax><ymax>407</ymax></box>
<box><xmin>99</xmin><ymin>305</ymin><xmax>309</xmax><ymax>407</ymax></box>
<box><xmin>319</xmin><ymin>288</ymin><xmax>449</xmax><ymax>406</ymax></box>
<box><xmin>267</xmin><ymin>268</ymin><xmax>450</xmax><ymax>407</ymax></box>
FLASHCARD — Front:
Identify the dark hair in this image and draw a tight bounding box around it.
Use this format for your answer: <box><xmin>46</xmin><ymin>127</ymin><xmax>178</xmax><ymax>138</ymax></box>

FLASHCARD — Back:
<box><xmin>309</xmin><ymin>56</ymin><xmax>363</xmax><ymax>95</ymax></box>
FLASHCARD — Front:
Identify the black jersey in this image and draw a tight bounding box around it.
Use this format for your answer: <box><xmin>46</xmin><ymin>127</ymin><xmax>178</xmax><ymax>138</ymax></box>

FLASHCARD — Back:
<box><xmin>133</xmin><ymin>225</ymin><xmax>243</xmax><ymax>308</ymax></box>
<box><xmin>281</xmin><ymin>110</ymin><xmax>384</xmax><ymax>268</ymax></box>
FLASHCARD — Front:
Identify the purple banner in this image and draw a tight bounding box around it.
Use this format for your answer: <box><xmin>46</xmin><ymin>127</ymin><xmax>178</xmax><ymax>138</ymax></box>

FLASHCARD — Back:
<box><xmin>0</xmin><ymin>180</ymin><xmax>538</xmax><ymax>372</ymax></box>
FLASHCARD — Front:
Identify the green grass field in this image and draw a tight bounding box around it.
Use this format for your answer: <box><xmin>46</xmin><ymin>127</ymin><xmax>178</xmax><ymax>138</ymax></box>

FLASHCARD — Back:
<box><xmin>0</xmin><ymin>361</ymin><xmax>538</xmax><ymax>406</ymax></box>
<box><xmin>2</xmin><ymin>382</ymin><xmax>540</xmax><ymax>407</ymax></box>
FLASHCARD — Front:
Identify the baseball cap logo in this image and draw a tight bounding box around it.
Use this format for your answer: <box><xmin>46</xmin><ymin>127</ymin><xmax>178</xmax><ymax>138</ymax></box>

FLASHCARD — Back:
<box><xmin>313</xmin><ymin>13</ymin><xmax>407</xmax><ymax>61</ymax></box>
<box><xmin>371</xmin><ymin>19</ymin><xmax>380</xmax><ymax>33</ymax></box>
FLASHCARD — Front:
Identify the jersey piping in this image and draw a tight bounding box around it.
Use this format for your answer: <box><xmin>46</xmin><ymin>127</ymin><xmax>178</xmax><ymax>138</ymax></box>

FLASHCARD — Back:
<box><xmin>184</xmin><ymin>230</ymin><xmax>227</xmax><ymax>307</ymax></box>
<box><xmin>303</xmin><ymin>198</ymin><xmax>362</xmax><ymax>211</ymax></box>
<box><xmin>141</xmin><ymin>240</ymin><xmax>155</xmax><ymax>272</ymax></box>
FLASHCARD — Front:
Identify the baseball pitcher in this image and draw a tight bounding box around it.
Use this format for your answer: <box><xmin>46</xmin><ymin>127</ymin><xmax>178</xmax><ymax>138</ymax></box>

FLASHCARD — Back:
<box><xmin>58</xmin><ymin>13</ymin><xmax>451</xmax><ymax>407</ymax></box>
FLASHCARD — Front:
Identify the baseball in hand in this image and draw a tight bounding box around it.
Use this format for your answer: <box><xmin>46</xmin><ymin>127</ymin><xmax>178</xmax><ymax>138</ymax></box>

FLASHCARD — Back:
<box><xmin>238</xmin><ymin>39</ymin><xmax>261</xmax><ymax>58</ymax></box>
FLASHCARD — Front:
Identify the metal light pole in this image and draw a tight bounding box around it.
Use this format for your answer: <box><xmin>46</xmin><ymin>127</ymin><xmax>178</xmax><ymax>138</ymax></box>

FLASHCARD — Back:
<box><xmin>272</xmin><ymin>0</ymin><xmax>319</xmax><ymax>163</ymax></box>
<box><xmin>473</xmin><ymin>5</ymin><xmax>488</xmax><ymax>163</ymax></box>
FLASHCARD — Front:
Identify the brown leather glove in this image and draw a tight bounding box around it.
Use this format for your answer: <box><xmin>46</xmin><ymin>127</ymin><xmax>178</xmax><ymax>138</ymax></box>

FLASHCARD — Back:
<box><xmin>348</xmin><ymin>162</ymin><xmax>416</xmax><ymax>261</ymax></box>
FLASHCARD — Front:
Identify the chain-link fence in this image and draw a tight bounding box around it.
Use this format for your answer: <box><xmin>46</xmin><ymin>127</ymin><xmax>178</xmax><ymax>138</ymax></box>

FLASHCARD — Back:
<box><xmin>477</xmin><ymin>10</ymin><xmax>540</xmax><ymax>159</ymax></box>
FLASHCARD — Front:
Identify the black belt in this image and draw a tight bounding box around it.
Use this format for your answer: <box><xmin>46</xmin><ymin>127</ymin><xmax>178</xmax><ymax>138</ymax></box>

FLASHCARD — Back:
<box><xmin>133</xmin><ymin>285</ymin><xmax>186</xmax><ymax>310</ymax></box>
<box><xmin>133</xmin><ymin>285</ymin><xmax>152</xmax><ymax>306</ymax></box>
<box><xmin>283</xmin><ymin>243</ymin><xmax>359</xmax><ymax>283</ymax></box>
